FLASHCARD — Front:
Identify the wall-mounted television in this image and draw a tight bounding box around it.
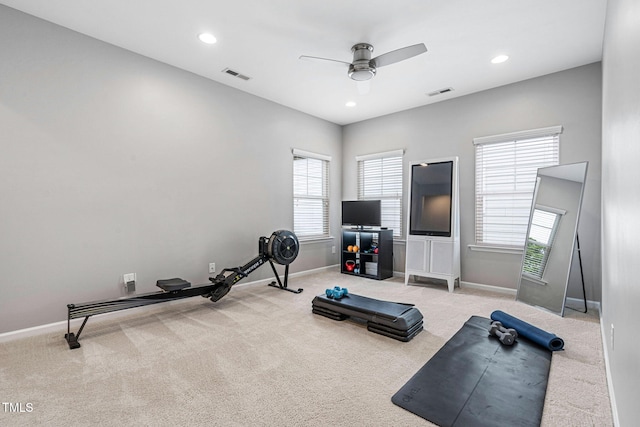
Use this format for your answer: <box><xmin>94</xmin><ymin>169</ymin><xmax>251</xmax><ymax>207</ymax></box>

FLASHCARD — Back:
<box><xmin>409</xmin><ymin>161</ymin><xmax>453</xmax><ymax>236</ymax></box>
<box><xmin>342</xmin><ymin>200</ymin><xmax>381</xmax><ymax>228</ymax></box>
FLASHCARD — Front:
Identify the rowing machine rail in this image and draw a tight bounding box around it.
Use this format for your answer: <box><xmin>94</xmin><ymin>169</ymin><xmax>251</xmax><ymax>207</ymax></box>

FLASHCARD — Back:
<box><xmin>65</xmin><ymin>230</ymin><xmax>301</xmax><ymax>349</ymax></box>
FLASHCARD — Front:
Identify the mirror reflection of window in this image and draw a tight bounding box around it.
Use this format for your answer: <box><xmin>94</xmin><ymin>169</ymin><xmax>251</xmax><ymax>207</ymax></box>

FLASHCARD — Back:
<box><xmin>523</xmin><ymin>207</ymin><xmax>564</xmax><ymax>281</ymax></box>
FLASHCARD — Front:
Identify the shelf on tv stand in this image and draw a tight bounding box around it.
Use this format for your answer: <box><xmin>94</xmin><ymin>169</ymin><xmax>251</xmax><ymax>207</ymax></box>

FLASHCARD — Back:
<box><xmin>341</xmin><ymin>228</ymin><xmax>393</xmax><ymax>280</ymax></box>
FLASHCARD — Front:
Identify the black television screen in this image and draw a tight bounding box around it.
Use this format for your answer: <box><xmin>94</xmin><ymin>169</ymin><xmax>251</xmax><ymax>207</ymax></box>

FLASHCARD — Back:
<box><xmin>409</xmin><ymin>161</ymin><xmax>453</xmax><ymax>236</ymax></box>
<box><xmin>342</xmin><ymin>200</ymin><xmax>381</xmax><ymax>228</ymax></box>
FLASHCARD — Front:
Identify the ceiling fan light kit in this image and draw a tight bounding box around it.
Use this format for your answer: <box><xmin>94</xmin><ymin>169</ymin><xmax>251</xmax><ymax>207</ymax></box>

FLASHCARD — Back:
<box><xmin>301</xmin><ymin>42</ymin><xmax>428</xmax><ymax>83</ymax></box>
<box><xmin>349</xmin><ymin>43</ymin><xmax>377</xmax><ymax>81</ymax></box>
<box><xmin>349</xmin><ymin>66</ymin><xmax>376</xmax><ymax>81</ymax></box>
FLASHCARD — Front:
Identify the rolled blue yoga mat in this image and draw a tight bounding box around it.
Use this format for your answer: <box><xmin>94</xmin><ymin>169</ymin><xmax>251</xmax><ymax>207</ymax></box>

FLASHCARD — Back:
<box><xmin>490</xmin><ymin>310</ymin><xmax>565</xmax><ymax>351</ymax></box>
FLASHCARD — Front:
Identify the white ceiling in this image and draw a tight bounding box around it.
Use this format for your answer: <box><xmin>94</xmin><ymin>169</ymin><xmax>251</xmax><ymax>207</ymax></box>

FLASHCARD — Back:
<box><xmin>1</xmin><ymin>0</ymin><xmax>607</xmax><ymax>125</ymax></box>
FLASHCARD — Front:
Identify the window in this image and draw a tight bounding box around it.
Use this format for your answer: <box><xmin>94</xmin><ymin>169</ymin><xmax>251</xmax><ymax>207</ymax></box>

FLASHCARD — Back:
<box><xmin>293</xmin><ymin>149</ymin><xmax>330</xmax><ymax>239</ymax></box>
<box><xmin>474</xmin><ymin>126</ymin><xmax>561</xmax><ymax>247</ymax></box>
<box><xmin>523</xmin><ymin>206</ymin><xmax>564</xmax><ymax>281</ymax></box>
<box><xmin>356</xmin><ymin>150</ymin><xmax>403</xmax><ymax>237</ymax></box>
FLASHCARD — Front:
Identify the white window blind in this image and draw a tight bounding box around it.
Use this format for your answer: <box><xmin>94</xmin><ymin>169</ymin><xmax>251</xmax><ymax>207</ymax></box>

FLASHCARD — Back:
<box><xmin>356</xmin><ymin>150</ymin><xmax>403</xmax><ymax>237</ymax></box>
<box><xmin>523</xmin><ymin>207</ymin><xmax>563</xmax><ymax>280</ymax></box>
<box><xmin>474</xmin><ymin>126</ymin><xmax>561</xmax><ymax>247</ymax></box>
<box><xmin>293</xmin><ymin>149</ymin><xmax>330</xmax><ymax>239</ymax></box>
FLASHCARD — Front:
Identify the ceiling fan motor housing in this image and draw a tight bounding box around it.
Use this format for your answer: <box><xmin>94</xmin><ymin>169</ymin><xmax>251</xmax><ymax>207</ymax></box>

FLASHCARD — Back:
<box><xmin>349</xmin><ymin>43</ymin><xmax>376</xmax><ymax>81</ymax></box>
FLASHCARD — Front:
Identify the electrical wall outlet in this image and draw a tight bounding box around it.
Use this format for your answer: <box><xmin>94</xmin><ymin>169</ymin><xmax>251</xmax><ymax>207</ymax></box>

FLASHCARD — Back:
<box><xmin>123</xmin><ymin>273</ymin><xmax>136</xmax><ymax>293</ymax></box>
<box><xmin>209</xmin><ymin>263</ymin><xmax>216</xmax><ymax>274</ymax></box>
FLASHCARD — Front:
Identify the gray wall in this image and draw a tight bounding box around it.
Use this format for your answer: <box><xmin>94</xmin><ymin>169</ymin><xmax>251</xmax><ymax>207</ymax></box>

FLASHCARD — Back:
<box><xmin>0</xmin><ymin>6</ymin><xmax>342</xmax><ymax>333</ymax></box>
<box><xmin>1</xmin><ymin>5</ymin><xmax>628</xmax><ymax>420</ymax></box>
<box><xmin>0</xmin><ymin>5</ymin><xmax>605</xmax><ymax>343</ymax></box>
<box><xmin>343</xmin><ymin>63</ymin><xmax>602</xmax><ymax>302</ymax></box>
<box><xmin>601</xmin><ymin>0</ymin><xmax>640</xmax><ymax>424</ymax></box>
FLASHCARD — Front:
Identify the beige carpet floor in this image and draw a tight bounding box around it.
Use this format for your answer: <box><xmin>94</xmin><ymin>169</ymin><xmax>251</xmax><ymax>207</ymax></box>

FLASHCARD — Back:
<box><xmin>0</xmin><ymin>270</ymin><xmax>612</xmax><ymax>426</ymax></box>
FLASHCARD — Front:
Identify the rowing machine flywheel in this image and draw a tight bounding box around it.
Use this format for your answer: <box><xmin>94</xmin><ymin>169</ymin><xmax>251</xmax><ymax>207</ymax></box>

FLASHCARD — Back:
<box><xmin>267</xmin><ymin>230</ymin><xmax>299</xmax><ymax>265</ymax></box>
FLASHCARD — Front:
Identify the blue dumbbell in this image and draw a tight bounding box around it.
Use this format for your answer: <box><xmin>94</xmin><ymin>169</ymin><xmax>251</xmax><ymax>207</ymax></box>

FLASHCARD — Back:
<box><xmin>326</xmin><ymin>287</ymin><xmax>340</xmax><ymax>299</ymax></box>
<box><xmin>336</xmin><ymin>287</ymin><xmax>348</xmax><ymax>299</ymax></box>
<box><xmin>325</xmin><ymin>286</ymin><xmax>349</xmax><ymax>299</ymax></box>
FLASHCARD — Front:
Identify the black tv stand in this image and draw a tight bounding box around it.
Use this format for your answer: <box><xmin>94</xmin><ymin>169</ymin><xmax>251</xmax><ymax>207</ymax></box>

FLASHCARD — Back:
<box><xmin>341</xmin><ymin>228</ymin><xmax>393</xmax><ymax>280</ymax></box>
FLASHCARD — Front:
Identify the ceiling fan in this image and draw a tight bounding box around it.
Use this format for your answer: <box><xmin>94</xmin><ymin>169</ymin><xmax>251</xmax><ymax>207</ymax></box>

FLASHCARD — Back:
<box><xmin>300</xmin><ymin>42</ymin><xmax>427</xmax><ymax>82</ymax></box>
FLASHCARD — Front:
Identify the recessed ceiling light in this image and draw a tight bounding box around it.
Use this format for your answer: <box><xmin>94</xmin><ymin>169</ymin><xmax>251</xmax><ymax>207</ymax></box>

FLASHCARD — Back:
<box><xmin>345</xmin><ymin>101</ymin><xmax>356</xmax><ymax>107</ymax></box>
<box><xmin>198</xmin><ymin>33</ymin><xmax>217</xmax><ymax>44</ymax></box>
<box><xmin>491</xmin><ymin>54</ymin><xmax>509</xmax><ymax>64</ymax></box>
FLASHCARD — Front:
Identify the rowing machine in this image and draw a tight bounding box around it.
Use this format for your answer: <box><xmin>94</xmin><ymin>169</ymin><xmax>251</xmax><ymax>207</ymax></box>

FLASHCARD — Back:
<box><xmin>65</xmin><ymin>230</ymin><xmax>301</xmax><ymax>349</ymax></box>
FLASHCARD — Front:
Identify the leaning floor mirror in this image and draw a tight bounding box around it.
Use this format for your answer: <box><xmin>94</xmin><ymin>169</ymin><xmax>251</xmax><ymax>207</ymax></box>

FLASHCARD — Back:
<box><xmin>516</xmin><ymin>161</ymin><xmax>588</xmax><ymax>316</ymax></box>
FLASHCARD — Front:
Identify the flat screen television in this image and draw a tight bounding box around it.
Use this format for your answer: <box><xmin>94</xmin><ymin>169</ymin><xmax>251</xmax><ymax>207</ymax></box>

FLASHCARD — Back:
<box><xmin>342</xmin><ymin>200</ymin><xmax>381</xmax><ymax>228</ymax></box>
<box><xmin>409</xmin><ymin>161</ymin><xmax>453</xmax><ymax>236</ymax></box>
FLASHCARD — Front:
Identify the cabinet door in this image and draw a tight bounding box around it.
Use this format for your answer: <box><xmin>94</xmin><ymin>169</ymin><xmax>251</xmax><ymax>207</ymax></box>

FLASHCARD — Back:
<box><xmin>406</xmin><ymin>239</ymin><xmax>428</xmax><ymax>272</ymax></box>
<box><xmin>430</xmin><ymin>241</ymin><xmax>453</xmax><ymax>274</ymax></box>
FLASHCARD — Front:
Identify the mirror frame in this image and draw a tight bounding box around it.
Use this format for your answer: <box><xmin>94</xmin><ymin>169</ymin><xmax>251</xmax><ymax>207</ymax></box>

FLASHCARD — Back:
<box><xmin>516</xmin><ymin>161</ymin><xmax>589</xmax><ymax>316</ymax></box>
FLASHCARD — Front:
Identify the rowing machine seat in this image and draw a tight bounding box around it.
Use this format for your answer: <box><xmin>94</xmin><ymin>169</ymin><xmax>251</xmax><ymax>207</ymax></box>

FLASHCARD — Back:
<box><xmin>156</xmin><ymin>278</ymin><xmax>191</xmax><ymax>292</ymax></box>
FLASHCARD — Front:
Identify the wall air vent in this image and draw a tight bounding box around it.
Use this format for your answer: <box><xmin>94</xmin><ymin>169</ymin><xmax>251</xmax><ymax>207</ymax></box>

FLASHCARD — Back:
<box><xmin>222</xmin><ymin>68</ymin><xmax>251</xmax><ymax>81</ymax></box>
<box><xmin>428</xmin><ymin>87</ymin><xmax>454</xmax><ymax>97</ymax></box>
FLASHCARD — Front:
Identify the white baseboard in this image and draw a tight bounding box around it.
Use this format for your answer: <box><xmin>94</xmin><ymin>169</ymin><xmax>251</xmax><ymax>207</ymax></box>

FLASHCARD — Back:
<box><xmin>242</xmin><ymin>263</ymin><xmax>339</xmax><ymax>285</ymax></box>
<box><xmin>459</xmin><ymin>282</ymin><xmax>603</xmax><ymax>312</ymax></box>
<box><xmin>0</xmin><ymin>264</ymin><xmax>340</xmax><ymax>344</ymax></box>
<box><xmin>600</xmin><ymin>309</ymin><xmax>620</xmax><ymax>427</ymax></box>
<box><xmin>0</xmin><ymin>321</ymin><xmax>71</xmax><ymax>344</ymax></box>
<box><xmin>0</xmin><ymin>267</ymin><xmax>605</xmax><ymax>346</ymax></box>
<box><xmin>0</xmin><ymin>297</ymin><xmax>196</xmax><ymax>344</ymax></box>
<box><xmin>565</xmin><ymin>296</ymin><xmax>601</xmax><ymax>312</ymax></box>
<box><xmin>460</xmin><ymin>280</ymin><xmax>518</xmax><ymax>295</ymax></box>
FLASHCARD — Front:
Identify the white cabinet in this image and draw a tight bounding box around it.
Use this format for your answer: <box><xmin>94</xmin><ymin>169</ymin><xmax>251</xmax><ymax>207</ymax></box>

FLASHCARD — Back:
<box><xmin>405</xmin><ymin>236</ymin><xmax>460</xmax><ymax>291</ymax></box>
<box><xmin>404</xmin><ymin>157</ymin><xmax>460</xmax><ymax>292</ymax></box>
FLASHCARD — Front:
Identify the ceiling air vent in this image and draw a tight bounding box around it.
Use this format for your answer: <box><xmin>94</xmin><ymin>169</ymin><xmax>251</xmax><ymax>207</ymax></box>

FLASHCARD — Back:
<box><xmin>428</xmin><ymin>87</ymin><xmax>454</xmax><ymax>97</ymax></box>
<box><xmin>222</xmin><ymin>68</ymin><xmax>251</xmax><ymax>81</ymax></box>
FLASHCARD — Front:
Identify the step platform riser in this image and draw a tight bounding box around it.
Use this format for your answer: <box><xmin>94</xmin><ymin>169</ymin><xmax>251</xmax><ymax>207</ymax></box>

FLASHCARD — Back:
<box><xmin>311</xmin><ymin>293</ymin><xmax>423</xmax><ymax>342</ymax></box>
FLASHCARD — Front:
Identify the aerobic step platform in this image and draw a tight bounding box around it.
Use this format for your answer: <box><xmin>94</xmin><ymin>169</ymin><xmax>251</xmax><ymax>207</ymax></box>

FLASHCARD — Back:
<box><xmin>312</xmin><ymin>293</ymin><xmax>423</xmax><ymax>342</ymax></box>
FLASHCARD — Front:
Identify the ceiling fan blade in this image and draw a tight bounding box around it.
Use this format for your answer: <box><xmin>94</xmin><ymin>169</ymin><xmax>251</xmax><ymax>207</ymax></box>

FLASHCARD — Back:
<box><xmin>299</xmin><ymin>55</ymin><xmax>351</xmax><ymax>67</ymax></box>
<box><xmin>372</xmin><ymin>43</ymin><xmax>427</xmax><ymax>68</ymax></box>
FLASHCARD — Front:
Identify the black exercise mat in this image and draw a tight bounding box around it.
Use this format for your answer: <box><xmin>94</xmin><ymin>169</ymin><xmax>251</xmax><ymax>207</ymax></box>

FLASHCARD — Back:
<box><xmin>392</xmin><ymin>316</ymin><xmax>551</xmax><ymax>427</ymax></box>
